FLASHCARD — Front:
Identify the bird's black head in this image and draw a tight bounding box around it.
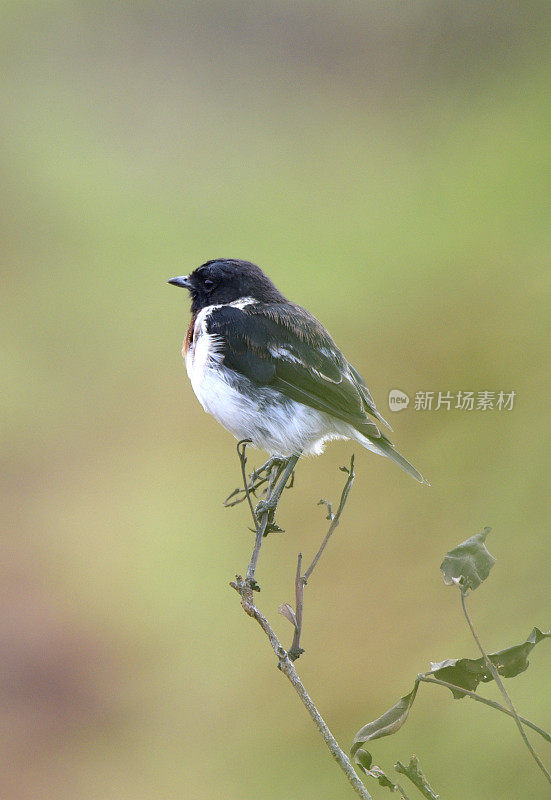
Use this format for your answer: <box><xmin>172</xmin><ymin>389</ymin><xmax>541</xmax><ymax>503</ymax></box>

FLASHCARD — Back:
<box><xmin>168</xmin><ymin>259</ymin><xmax>285</xmax><ymax>313</ymax></box>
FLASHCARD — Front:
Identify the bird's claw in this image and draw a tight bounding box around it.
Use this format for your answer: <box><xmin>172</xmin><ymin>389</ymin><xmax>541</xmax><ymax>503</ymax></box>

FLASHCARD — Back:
<box><xmin>250</xmin><ymin>456</ymin><xmax>285</xmax><ymax>483</ymax></box>
<box><xmin>254</xmin><ymin>498</ymin><xmax>275</xmax><ymax>517</ymax></box>
<box><xmin>254</xmin><ymin>497</ymin><xmax>281</xmax><ymax>535</ymax></box>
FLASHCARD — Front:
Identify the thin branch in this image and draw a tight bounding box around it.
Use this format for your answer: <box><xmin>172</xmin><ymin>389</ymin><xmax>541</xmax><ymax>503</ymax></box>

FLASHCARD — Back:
<box><xmin>233</xmin><ymin>441</ymin><xmax>299</xmax><ymax>588</ymax></box>
<box><xmin>418</xmin><ymin>675</ymin><xmax>551</xmax><ymax>744</ymax></box>
<box><xmin>230</xmin><ymin>450</ymin><xmax>371</xmax><ymax>797</ymax></box>
<box><xmin>245</xmin><ymin>467</ymin><xmax>277</xmax><ymax>587</ymax></box>
<box><xmin>236</xmin><ymin>439</ymin><xmax>259</xmax><ymax>533</ymax></box>
<box><xmin>261</xmin><ymin>456</ymin><xmax>299</xmax><ymax>521</ymax></box>
<box><xmin>460</xmin><ymin>592</ymin><xmax>551</xmax><ymax>784</ymax></box>
<box><xmin>230</xmin><ymin>576</ymin><xmax>372</xmax><ymax>799</ymax></box>
<box><xmin>304</xmin><ymin>454</ymin><xmax>356</xmax><ymax>581</ymax></box>
<box><xmin>286</xmin><ymin>456</ymin><xmax>356</xmax><ymax>661</ymax></box>
<box><xmin>289</xmin><ymin>553</ymin><xmax>305</xmax><ymax>660</ymax></box>
<box><xmin>244</xmin><ymin>453</ymin><xmax>299</xmax><ymax>587</ymax></box>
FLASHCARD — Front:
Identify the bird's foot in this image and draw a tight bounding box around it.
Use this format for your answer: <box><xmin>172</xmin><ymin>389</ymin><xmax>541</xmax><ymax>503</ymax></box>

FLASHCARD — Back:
<box><xmin>254</xmin><ymin>497</ymin><xmax>285</xmax><ymax>535</ymax></box>
<box><xmin>250</xmin><ymin>456</ymin><xmax>285</xmax><ymax>484</ymax></box>
<box><xmin>223</xmin><ymin>456</ymin><xmax>286</xmax><ymax>508</ymax></box>
<box><xmin>254</xmin><ymin>455</ymin><xmax>297</xmax><ymax>531</ymax></box>
<box><xmin>254</xmin><ymin>497</ymin><xmax>276</xmax><ymax>517</ymax></box>
<box><xmin>254</xmin><ymin>497</ymin><xmax>277</xmax><ymax>532</ymax></box>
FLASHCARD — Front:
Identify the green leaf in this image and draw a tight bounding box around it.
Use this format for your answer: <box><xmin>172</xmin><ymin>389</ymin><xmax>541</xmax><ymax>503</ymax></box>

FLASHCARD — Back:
<box><xmin>494</xmin><ymin>627</ymin><xmax>551</xmax><ymax>676</ymax></box>
<box><xmin>428</xmin><ymin>657</ymin><xmax>486</xmax><ymax>698</ymax></box>
<box><xmin>440</xmin><ymin>527</ymin><xmax>495</xmax><ymax>591</ymax></box>
<box><xmin>354</xmin><ymin>751</ymin><xmax>413</xmax><ymax>798</ymax></box>
<box><xmin>351</xmin><ymin>681</ymin><xmax>419</xmax><ymax>756</ymax></box>
<box><xmin>395</xmin><ymin>755</ymin><xmax>439</xmax><ymax>800</ymax></box>
<box><xmin>429</xmin><ymin>627</ymin><xmax>551</xmax><ymax>698</ymax></box>
<box><xmin>354</xmin><ymin>750</ymin><xmax>399</xmax><ymax>792</ymax></box>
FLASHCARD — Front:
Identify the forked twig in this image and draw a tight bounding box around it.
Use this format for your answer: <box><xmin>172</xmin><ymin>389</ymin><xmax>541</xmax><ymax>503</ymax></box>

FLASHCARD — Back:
<box><xmin>230</xmin><ymin>575</ymin><xmax>372</xmax><ymax>799</ymax></box>
<box><xmin>229</xmin><ymin>447</ymin><xmax>371</xmax><ymax>798</ymax></box>
<box><xmin>231</xmin><ymin>441</ymin><xmax>299</xmax><ymax>589</ymax></box>
<box><xmin>288</xmin><ymin>455</ymin><xmax>356</xmax><ymax>661</ymax></box>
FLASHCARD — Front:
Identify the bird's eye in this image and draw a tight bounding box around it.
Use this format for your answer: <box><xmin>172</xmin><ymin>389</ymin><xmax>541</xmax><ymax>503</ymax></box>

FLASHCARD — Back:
<box><xmin>204</xmin><ymin>279</ymin><xmax>214</xmax><ymax>289</ymax></box>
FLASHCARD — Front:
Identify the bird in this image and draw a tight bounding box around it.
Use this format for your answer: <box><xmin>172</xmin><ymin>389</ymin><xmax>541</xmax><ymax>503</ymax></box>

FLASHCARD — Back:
<box><xmin>169</xmin><ymin>259</ymin><xmax>428</xmax><ymax>485</ymax></box>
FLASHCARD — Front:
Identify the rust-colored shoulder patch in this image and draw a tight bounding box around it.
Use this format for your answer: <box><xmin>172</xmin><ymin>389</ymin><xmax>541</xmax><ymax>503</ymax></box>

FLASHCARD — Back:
<box><xmin>184</xmin><ymin>313</ymin><xmax>197</xmax><ymax>355</ymax></box>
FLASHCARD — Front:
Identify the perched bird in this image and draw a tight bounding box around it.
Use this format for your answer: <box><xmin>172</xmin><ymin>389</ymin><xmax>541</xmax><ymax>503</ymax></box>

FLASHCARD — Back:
<box><xmin>169</xmin><ymin>259</ymin><xmax>428</xmax><ymax>484</ymax></box>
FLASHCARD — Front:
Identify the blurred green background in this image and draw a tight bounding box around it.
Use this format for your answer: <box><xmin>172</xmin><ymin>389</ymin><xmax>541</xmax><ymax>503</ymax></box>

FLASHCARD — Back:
<box><xmin>2</xmin><ymin>2</ymin><xmax>550</xmax><ymax>798</ymax></box>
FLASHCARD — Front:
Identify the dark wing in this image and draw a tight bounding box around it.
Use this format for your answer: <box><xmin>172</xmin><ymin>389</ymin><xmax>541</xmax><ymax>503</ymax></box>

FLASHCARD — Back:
<box><xmin>348</xmin><ymin>363</ymin><xmax>393</xmax><ymax>431</ymax></box>
<box><xmin>207</xmin><ymin>302</ymin><xmax>386</xmax><ymax>440</ymax></box>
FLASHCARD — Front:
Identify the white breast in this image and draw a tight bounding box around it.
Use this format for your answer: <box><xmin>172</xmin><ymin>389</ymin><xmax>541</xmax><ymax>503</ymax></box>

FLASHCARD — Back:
<box><xmin>184</xmin><ymin>298</ymin><xmax>257</xmax><ymax>412</ymax></box>
<box><xmin>184</xmin><ymin>306</ymin><xmax>223</xmax><ymax>409</ymax></box>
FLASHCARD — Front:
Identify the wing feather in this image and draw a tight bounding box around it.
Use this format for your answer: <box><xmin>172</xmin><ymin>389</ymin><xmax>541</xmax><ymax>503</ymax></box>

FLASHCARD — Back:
<box><xmin>207</xmin><ymin>303</ymin><xmax>387</xmax><ymax>439</ymax></box>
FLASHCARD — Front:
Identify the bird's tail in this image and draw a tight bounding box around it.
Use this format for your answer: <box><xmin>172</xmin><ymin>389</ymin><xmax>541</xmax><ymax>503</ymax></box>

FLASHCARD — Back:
<box><xmin>353</xmin><ymin>428</ymin><xmax>430</xmax><ymax>485</ymax></box>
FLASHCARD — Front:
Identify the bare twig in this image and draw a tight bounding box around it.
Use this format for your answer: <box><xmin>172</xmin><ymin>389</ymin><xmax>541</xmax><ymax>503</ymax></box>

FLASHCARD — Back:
<box><xmin>232</xmin><ymin>441</ymin><xmax>299</xmax><ymax>588</ymax></box>
<box><xmin>230</xmin><ymin>576</ymin><xmax>372</xmax><ymax>799</ymax></box>
<box><xmin>460</xmin><ymin>592</ymin><xmax>551</xmax><ymax>784</ymax></box>
<box><xmin>245</xmin><ymin>464</ymin><xmax>277</xmax><ymax>587</ymax></box>
<box><xmin>236</xmin><ymin>440</ymin><xmax>259</xmax><ymax>533</ymax></box>
<box><xmin>246</xmin><ymin>453</ymin><xmax>299</xmax><ymax>587</ymax></box>
<box><xmin>287</xmin><ymin>455</ymin><xmax>356</xmax><ymax>660</ymax></box>
<box><xmin>230</xmin><ymin>448</ymin><xmax>370</xmax><ymax>798</ymax></box>
<box><xmin>288</xmin><ymin>553</ymin><xmax>305</xmax><ymax>660</ymax></box>
<box><xmin>304</xmin><ymin>454</ymin><xmax>356</xmax><ymax>581</ymax></box>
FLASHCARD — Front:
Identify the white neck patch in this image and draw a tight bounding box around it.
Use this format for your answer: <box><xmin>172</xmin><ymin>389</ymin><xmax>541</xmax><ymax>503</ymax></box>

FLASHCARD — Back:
<box><xmin>226</xmin><ymin>296</ymin><xmax>257</xmax><ymax>310</ymax></box>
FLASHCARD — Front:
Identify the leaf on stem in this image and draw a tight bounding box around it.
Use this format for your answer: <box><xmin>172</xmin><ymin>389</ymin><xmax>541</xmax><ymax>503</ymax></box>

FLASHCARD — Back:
<box><xmin>428</xmin><ymin>627</ymin><xmax>551</xmax><ymax>698</ymax></box>
<box><xmin>440</xmin><ymin>527</ymin><xmax>495</xmax><ymax>591</ymax></box>
<box><xmin>395</xmin><ymin>756</ymin><xmax>439</xmax><ymax>800</ymax></box>
<box><xmin>351</xmin><ymin>681</ymin><xmax>419</xmax><ymax>757</ymax></box>
<box><xmin>354</xmin><ymin>750</ymin><xmax>401</xmax><ymax>794</ymax></box>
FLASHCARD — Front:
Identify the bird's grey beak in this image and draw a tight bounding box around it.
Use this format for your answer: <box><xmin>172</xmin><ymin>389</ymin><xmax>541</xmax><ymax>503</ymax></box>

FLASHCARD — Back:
<box><xmin>168</xmin><ymin>275</ymin><xmax>192</xmax><ymax>289</ymax></box>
